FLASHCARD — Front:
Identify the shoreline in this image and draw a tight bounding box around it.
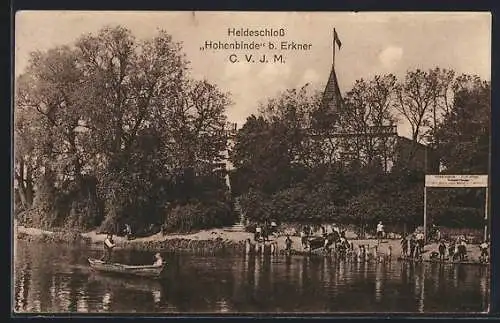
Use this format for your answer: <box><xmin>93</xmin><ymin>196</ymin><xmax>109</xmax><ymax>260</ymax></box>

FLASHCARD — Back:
<box><xmin>14</xmin><ymin>225</ymin><xmax>488</xmax><ymax>262</ymax></box>
<box><xmin>15</xmin><ymin>225</ymin><xmax>252</xmax><ymax>254</ymax></box>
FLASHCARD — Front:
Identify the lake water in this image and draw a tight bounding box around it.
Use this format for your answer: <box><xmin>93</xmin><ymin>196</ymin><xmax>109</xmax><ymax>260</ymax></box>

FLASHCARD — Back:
<box><xmin>13</xmin><ymin>241</ymin><xmax>490</xmax><ymax>314</ymax></box>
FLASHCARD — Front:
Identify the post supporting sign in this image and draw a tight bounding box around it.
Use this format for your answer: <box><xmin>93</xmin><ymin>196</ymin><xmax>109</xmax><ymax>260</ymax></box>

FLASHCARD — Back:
<box><xmin>424</xmin><ymin>175</ymin><xmax>489</xmax><ymax>241</ymax></box>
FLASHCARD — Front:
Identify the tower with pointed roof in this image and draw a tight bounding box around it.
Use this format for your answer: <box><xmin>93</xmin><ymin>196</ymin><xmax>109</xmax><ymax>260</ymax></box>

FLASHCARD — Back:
<box><xmin>312</xmin><ymin>29</ymin><xmax>344</xmax><ymax>133</ymax></box>
<box><xmin>320</xmin><ymin>64</ymin><xmax>343</xmax><ymax>120</ymax></box>
<box><xmin>314</xmin><ymin>28</ymin><xmax>434</xmax><ymax>173</ymax></box>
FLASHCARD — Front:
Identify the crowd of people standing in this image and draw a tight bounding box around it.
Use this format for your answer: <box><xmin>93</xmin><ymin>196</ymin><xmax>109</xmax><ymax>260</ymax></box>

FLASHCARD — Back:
<box><xmin>249</xmin><ymin>220</ymin><xmax>489</xmax><ymax>263</ymax></box>
<box><xmin>253</xmin><ymin>221</ymin><xmax>279</xmax><ymax>242</ymax></box>
<box><xmin>400</xmin><ymin>231</ymin><xmax>425</xmax><ymax>259</ymax></box>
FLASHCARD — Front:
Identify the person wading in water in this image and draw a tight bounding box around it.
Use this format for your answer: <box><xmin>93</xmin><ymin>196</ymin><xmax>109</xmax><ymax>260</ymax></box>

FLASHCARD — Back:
<box><xmin>479</xmin><ymin>240</ymin><xmax>489</xmax><ymax>263</ymax></box>
<box><xmin>285</xmin><ymin>234</ymin><xmax>293</xmax><ymax>252</ymax></box>
<box><xmin>409</xmin><ymin>235</ymin><xmax>417</xmax><ymax>259</ymax></box>
<box><xmin>101</xmin><ymin>233</ymin><xmax>116</xmax><ymax>263</ymax></box>
<box><xmin>438</xmin><ymin>240</ymin><xmax>447</xmax><ymax>261</ymax></box>
<box><xmin>401</xmin><ymin>234</ymin><xmax>409</xmax><ymax>258</ymax></box>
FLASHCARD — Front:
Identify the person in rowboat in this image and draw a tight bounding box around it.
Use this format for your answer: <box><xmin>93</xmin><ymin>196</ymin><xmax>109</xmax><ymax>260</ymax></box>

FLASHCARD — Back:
<box><xmin>153</xmin><ymin>253</ymin><xmax>164</xmax><ymax>267</ymax></box>
<box><xmin>102</xmin><ymin>233</ymin><xmax>116</xmax><ymax>263</ymax></box>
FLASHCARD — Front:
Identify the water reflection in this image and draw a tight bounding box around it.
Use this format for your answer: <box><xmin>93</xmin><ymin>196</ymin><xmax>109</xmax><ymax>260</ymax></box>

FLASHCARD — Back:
<box><xmin>479</xmin><ymin>268</ymin><xmax>488</xmax><ymax>311</ymax></box>
<box><xmin>418</xmin><ymin>264</ymin><xmax>425</xmax><ymax>313</ymax></box>
<box><xmin>254</xmin><ymin>255</ymin><xmax>260</xmax><ymax>295</ymax></box>
<box><xmin>102</xmin><ymin>292</ymin><xmax>111</xmax><ymax>312</ymax></box>
<box><xmin>13</xmin><ymin>241</ymin><xmax>490</xmax><ymax>313</ymax></box>
<box><xmin>375</xmin><ymin>262</ymin><xmax>382</xmax><ymax>302</ymax></box>
<box><xmin>217</xmin><ymin>299</ymin><xmax>230</xmax><ymax>313</ymax></box>
<box><xmin>77</xmin><ymin>296</ymin><xmax>88</xmax><ymax>313</ymax></box>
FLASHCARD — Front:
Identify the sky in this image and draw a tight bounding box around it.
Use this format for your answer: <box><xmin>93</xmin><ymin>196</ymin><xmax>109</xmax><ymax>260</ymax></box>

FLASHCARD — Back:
<box><xmin>15</xmin><ymin>11</ymin><xmax>491</xmax><ymax>138</ymax></box>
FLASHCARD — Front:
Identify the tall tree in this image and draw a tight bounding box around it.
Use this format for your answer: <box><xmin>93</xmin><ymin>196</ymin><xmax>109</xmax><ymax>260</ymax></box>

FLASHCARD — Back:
<box><xmin>340</xmin><ymin>74</ymin><xmax>398</xmax><ymax>170</ymax></box>
<box><xmin>427</xmin><ymin>68</ymin><xmax>455</xmax><ymax>148</ymax></box>
<box><xmin>15</xmin><ymin>47</ymin><xmax>85</xmax><ymax>183</ymax></box>
<box><xmin>15</xmin><ymin>46</ymin><xmax>91</xmax><ymax>227</ymax></box>
<box><xmin>229</xmin><ymin>115</ymin><xmax>292</xmax><ymax>194</ymax></box>
<box><xmin>435</xmin><ymin>77</ymin><xmax>490</xmax><ymax>174</ymax></box>
<box><xmin>393</xmin><ymin>69</ymin><xmax>437</xmax><ymax>144</ymax></box>
<box><xmin>258</xmin><ymin>84</ymin><xmax>324</xmax><ymax>168</ymax></box>
<box><xmin>392</xmin><ymin>68</ymin><xmax>458</xmax><ymax>170</ymax></box>
<box><xmin>15</xmin><ymin>26</ymin><xmax>232</xmax><ymax>231</ymax></box>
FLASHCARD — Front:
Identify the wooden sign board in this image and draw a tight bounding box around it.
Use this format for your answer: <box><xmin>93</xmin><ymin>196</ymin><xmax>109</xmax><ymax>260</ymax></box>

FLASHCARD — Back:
<box><xmin>425</xmin><ymin>175</ymin><xmax>488</xmax><ymax>188</ymax></box>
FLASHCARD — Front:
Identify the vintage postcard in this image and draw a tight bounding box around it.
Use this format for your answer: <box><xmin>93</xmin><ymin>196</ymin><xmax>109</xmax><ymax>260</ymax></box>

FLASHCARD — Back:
<box><xmin>13</xmin><ymin>11</ymin><xmax>491</xmax><ymax>314</ymax></box>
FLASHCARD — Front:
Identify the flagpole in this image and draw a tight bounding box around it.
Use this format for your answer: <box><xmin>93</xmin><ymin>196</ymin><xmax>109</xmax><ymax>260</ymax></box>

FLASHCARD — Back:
<box><xmin>332</xmin><ymin>29</ymin><xmax>336</xmax><ymax>67</ymax></box>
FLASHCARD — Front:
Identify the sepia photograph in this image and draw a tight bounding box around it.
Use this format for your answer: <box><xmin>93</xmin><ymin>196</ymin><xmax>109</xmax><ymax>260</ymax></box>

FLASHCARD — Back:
<box><xmin>13</xmin><ymin>11</ymin><xmax>491</xmax><ymax>314</ymax></box>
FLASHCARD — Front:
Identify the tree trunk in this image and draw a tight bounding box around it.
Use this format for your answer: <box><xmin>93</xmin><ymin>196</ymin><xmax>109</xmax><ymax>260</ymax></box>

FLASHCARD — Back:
<box><xmin>25</xmin><ymin>164</ymin><xmax>34</xmax><ymax>207</ymax></box>
<box><xmin>17</xmin><ymin>159</ymin><xmax>26</xmax><ymax>205</ymax></box>
<box><xmin>17</xmin><ymin>186</ymin><xmax>27</xmax><ymax>210</ymax></box>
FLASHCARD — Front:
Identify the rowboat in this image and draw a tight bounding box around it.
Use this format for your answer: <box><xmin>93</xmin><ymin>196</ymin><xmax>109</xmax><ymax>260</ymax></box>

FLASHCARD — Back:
<box><xmin>88</xmin><ymin>258</ymin><xmax>166</xmax><ymax>278</ymax></box>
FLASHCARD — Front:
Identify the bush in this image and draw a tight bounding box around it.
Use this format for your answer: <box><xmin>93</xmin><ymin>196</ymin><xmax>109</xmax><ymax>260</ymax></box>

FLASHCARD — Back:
<box><xmin>18</xmin><ymin>207</ymin><xmax>55</xmax><ymax>230</ymax></box>
<box><xmin>162</xmin><ymin>200</ymin><xmax>235</xmax><ymax>233</ymax></box>
<box><xmin>240</xmin><ymin>185</ymin><xmax>340</xmax><ymax>224</ymax></box>
<box><xmin>244</xmin><ymin>222</ymin><xmax>257</xmax><ymax>233</ymax></box>
<box><xmin>432</xmin><ymin>207</ymin><xmax>484</xmax><ymax>229</ymax></box>
<box><xmin>98</xmin><ymin>199</ymin><xmax>122</xmax><ymax>234</ymax></box>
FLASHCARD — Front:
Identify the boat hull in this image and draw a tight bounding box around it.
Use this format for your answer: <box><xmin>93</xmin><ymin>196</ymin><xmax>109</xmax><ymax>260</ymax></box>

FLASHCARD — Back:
<box><xmin>88</xmin><ymin>258</ymin><xmax>165</xmax><ymax>278</ymax></box>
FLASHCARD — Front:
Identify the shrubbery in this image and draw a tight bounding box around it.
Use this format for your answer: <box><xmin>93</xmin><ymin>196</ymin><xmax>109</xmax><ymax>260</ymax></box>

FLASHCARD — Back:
<box><xmin>432</xmin><ymin>207</ymin><xmax>484</xmax><ymax>229</ymax></box>
<box><xmin>238</xmin><ymin>169</ymin><xmax>485</xmax><ymax>235</ymax></box>
<box><xmin>162</xmin><ymin>200</ymin><xmax>235</xmax><ymax>233</ymax></box>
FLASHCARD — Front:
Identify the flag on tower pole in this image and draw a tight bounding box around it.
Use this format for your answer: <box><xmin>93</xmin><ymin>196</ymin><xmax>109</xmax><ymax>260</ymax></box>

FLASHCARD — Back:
<box><xmin>334</xmin><ymin>28</ymin><xmax>342</xmax><ymax>49</ymax></box>
<box><xmin>332</xmin><ymin>28</ymin><xmax>341</xmax><ymax>66</ymax></box>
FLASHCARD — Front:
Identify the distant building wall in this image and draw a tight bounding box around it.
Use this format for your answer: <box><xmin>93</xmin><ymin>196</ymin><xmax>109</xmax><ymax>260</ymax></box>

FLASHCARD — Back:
<box><xmin>393</xmin><ymin>137</ymin><xmax>440</xmax><ymax>173</ymax></box>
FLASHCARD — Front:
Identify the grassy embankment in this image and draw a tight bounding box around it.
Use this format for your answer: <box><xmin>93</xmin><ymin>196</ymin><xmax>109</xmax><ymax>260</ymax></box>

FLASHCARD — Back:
<box><xmin>15</xmin><ymin>224</ymin><xmax>249</xmax><ymax>254</ymax></box>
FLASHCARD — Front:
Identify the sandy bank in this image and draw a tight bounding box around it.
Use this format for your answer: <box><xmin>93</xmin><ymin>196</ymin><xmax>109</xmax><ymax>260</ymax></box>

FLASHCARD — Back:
<box><xmin>81</xmin><ymin>228</ymin><xmax>253</xmax><ymax>244</ymax></box>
